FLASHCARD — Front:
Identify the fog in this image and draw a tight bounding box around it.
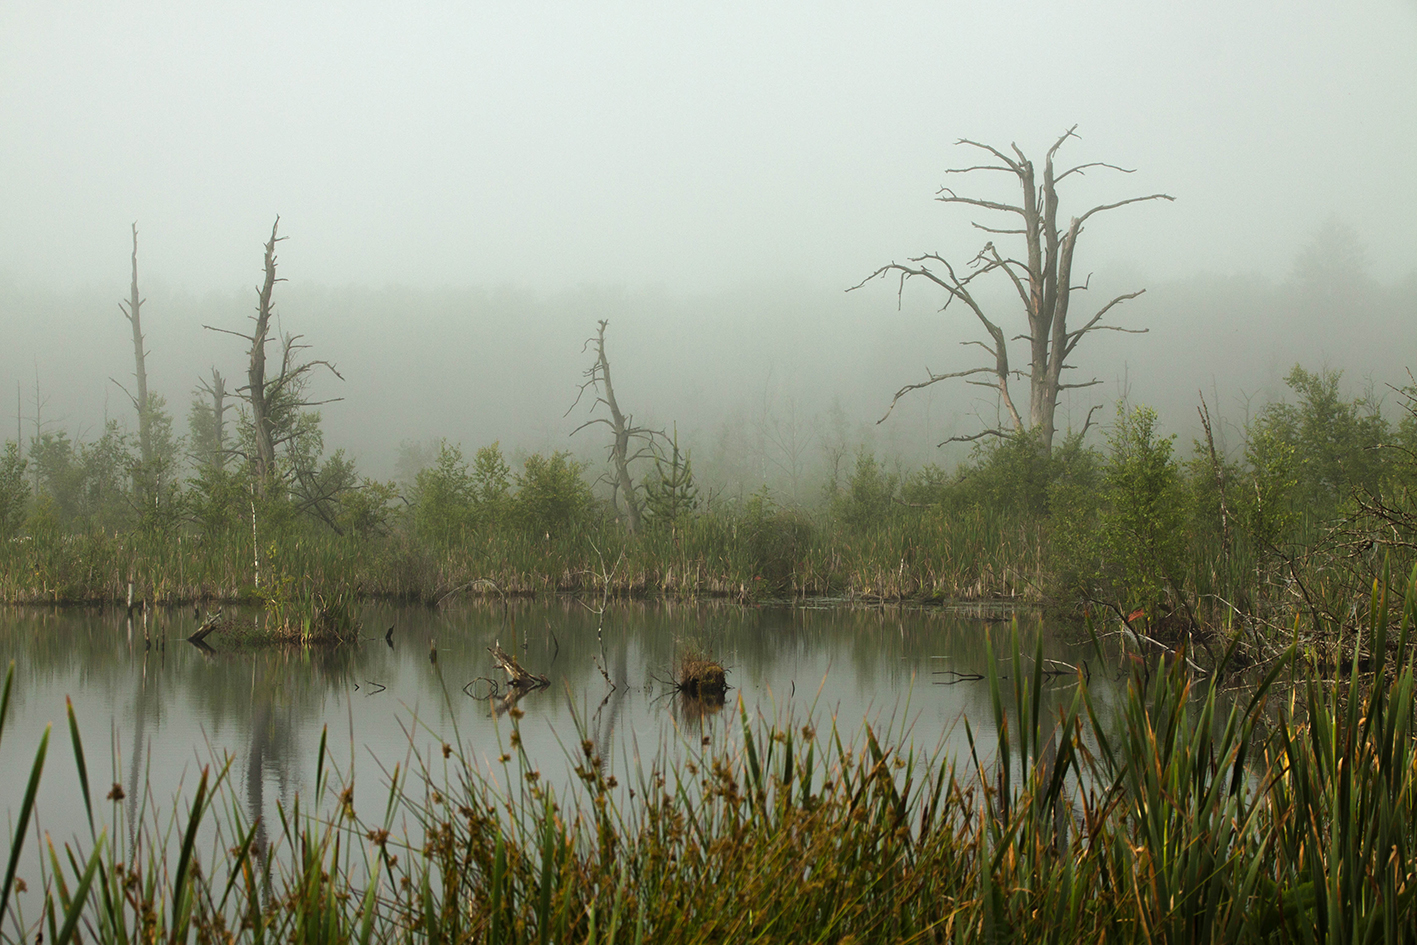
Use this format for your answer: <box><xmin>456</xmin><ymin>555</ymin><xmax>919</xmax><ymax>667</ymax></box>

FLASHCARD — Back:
<box><xmin>2</xmin><ymin>1</ymin><xmax>1415</xmax><ymax>493</ymax></box>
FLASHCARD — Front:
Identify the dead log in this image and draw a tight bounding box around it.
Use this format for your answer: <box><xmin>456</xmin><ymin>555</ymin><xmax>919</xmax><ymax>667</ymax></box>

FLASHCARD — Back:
<box><xmin>188</xmin><ymin>610</ymin><xmax>225</xmax><ymax>644</ymax></box>
<box><xmin>489</xmin><ymin>643</ymin><xmax>550</xmax><ymax>690</ymax></box>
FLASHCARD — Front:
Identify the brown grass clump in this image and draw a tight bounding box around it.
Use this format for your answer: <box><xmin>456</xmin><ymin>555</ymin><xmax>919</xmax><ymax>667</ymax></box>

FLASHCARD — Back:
<box><xmin>674</xmin><ymin>651</ymin><xmax>727</xmax><ymax>697</ymax></box>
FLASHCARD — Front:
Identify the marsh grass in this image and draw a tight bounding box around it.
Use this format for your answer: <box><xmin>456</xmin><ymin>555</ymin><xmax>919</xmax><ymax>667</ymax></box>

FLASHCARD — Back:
<box><xmin>0</xmin><ymin>507</ymin><xmax>1046</xmax><ymax>610</ymax></box>
<box><xmin>5</xmin><ymin>565</ymin><xmax>1417</xmax><ymax>942</ymax></box>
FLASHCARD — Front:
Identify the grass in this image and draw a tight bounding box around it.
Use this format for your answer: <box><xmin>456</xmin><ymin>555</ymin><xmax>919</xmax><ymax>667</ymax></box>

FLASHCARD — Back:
<box><xmin>5</xmin><ymin>566</ymin><xmax>1417</xmax><ymax>942</ymax></box>
<box><xmin>0</xmin><ymin>509</ymin><xmax>1047</xmax><ymax>609</ymax></box>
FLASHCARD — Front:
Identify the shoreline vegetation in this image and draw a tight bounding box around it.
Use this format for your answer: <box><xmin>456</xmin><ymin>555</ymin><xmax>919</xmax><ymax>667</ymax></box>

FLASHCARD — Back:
<box><xmin>1</xmin><ymin>363</ymin><xmax>1413</xmax><ymax>661</ymax></box>
<box><xmin>3</xmin><ymin>567</ymin><xmax>1416</xmax><ymax>943</ymax></box>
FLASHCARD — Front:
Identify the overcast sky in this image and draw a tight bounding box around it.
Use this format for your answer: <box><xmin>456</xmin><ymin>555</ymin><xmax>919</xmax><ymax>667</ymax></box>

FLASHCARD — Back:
<box><xmin>3</xmin><ymin>1</ymin><xmax>1415</xmax><ymax>295</ymax></box>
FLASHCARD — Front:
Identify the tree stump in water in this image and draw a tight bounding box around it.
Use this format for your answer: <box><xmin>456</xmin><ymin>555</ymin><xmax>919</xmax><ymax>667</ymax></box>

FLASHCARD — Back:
<box><xmin>188</xmin><ymin>610</ymin><xmax>226</xmax><ymax>644</ymax></box>
<box><xmin>489</xmin><ymin>643</ymin><xmax>550</xmax><ymax>690</ymax></box>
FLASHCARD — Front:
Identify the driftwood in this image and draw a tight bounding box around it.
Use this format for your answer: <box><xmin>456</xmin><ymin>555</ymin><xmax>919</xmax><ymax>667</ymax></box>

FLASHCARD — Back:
<box><xmin>489</xmin><ymin>643</ymin><xmax>550</xmax><ymax>690</ymax></box>
<box><xmin>188</xmin><ymin>610</ymin><xmax>225</xmax><ymax>644</ymax></box>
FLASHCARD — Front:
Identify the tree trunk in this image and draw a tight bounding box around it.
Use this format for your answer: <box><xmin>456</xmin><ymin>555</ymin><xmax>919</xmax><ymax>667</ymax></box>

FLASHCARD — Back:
<box><xmin>119</xmin><ymin>223</ymin><xmax>153</xmax><ymax>472</ymax></box>
<box><xmin>248</xmin><ymin>219</ymin><xmax>281</xmax><ymax>491</ymax></box>
<box><xmin>594</xmin><ymin>323</ymin><xmax>643</xmax><ymax>533</ymax></box>
<box><xmin>857</xmin><ymin>127</ymin><xmax>1172</xmax><ymax>454</ymax></box>
<box><xmin>571</xmin><ymin>320</ymin><xmax>658</xmax><ymax>534</ymax></box>
<box><xmin>198</xmin><ymin>368</ymin><xmax>228</xmax><ymax>471</ymax></box>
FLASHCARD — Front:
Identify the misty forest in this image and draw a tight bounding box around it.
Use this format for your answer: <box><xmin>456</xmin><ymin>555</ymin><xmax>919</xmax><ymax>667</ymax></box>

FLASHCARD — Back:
<box><xmin>3</xmin><ymin>3</ymin><xmax>1417</xmax><ymax>943</ymax></box>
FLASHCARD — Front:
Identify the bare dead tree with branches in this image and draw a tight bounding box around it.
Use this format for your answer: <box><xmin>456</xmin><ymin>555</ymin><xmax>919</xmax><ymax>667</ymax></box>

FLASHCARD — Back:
<box><xmin>852</xmin><ymin>127</ymin><xmax>1173</xmax><ymax>453</ymax></box>
<box><xmin>204</xmin><ymin>217</ymin><xmax>343</xmax><ymax>496</ymax></box>
<box><xmin>567</xmin><ymin>320</ymin><xmax>662</xmax><ymax>534</ymax></box>
<box><xmin>194</xmin><ymin>368</ymin><xmax>228</xmax><ymax>471</ymax></box>
<box><xmin>116</xmin><ymin>223</ymin><xmax>153</xmax><ymax>468</ymax></box>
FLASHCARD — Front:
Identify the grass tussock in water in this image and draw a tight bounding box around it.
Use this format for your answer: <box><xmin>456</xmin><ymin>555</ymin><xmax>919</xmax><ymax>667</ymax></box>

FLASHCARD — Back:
<box><xmin>672</xmin><ymin>645</ymin><xmax>727</xmax><ymax>698</ymax></box>
<box><xmin>6</xmin><ymin>566</ymin><xmax>1417</xmax><ymax>943</ymax></box>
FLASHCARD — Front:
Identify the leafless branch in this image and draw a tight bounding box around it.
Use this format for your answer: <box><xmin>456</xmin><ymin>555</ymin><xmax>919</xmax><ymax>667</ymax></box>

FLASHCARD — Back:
<box><xmin>941</xmin><ymin>428</ymin><xmax>1009</xmax><ymax>446</ymax></box>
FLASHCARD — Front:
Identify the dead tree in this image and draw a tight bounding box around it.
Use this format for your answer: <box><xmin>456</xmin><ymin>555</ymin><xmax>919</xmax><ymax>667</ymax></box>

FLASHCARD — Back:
<box><xmin>204</xmin><ymin>218</ymin><xmax>342</xmax><ymax>495</ymax></box>
<box><xmin>852</xmin><ymin>127</ymin><xmax>1173</xmax><ymax>454</ymax></box>
<box><xmin>115</xmin><ymin>223</ymin><xmax>154</xmax><ymax>484</ymax></box>
<box><xmin>195</xmin><ymin>368</ymin><xmax>228</xmax><ymax>471</ymax></box>
<box><xmin>567</xmin><ymin>320</ymin><xmax>661</xmax><ymax>533</ymax></box>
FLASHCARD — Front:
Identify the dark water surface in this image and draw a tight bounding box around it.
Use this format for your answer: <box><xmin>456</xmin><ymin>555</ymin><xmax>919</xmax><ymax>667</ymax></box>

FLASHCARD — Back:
<box><xmin>0</xmin><ymin>600</ymin><xmax>1117</xmax><ymax>869</ymax></box>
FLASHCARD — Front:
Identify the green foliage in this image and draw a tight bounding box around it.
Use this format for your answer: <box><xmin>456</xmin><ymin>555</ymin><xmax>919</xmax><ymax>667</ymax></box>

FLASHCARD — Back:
<box><xmin>514</xmin><ymin>451</ymin><xmax>594</xmax><ymax>536</ymax></box>
<box><xmin>186</xmin><ymin>393</ymin><xmax>222</xmax><ymax>470</ymax></box>
<box><xmin>0</xmin><ymin>442</ymin><xmax>27</xmax><ymax>540</ymax></box>
<box><xmin>902</xmin><ymin>430</ymin><xmax>1098</xmax><ymax>520</ymax></box>
<box><xmin>517</xmin><ymin>451</ymin><xmax>593</xmax><ymax>532</ymax></box>
<box><xmin>335</xmin><ymin>478</ymin><xmax>400</xmax><ymax>539</ymax></box>
<box><xmin>1236</xmin><ymin>413</ymin><xmax>1299</xmax><ymax>549</ymax></box>
<box><xmin>1100</xmin><ymin>404</ymin><xmax>1186</xmax><ymax>611</ymax></box>
<box><xmin>1044</xmin><ymin>439</ymin><xmax>1106</xmax><ymax>597</ymax></box>
<box><xmin>412</xmin><ymin>440</ymin><xmax>475</xmax><ymax>544</ymax></box>
<box><xmin>832</xmin><ymin>448</ymin><xmax>897</xmax><ymax>530</ymax></box>
<box><xmin>742</xmin><ymin>488</ymin><xmax>813</xmax><ymax>596</ymax></box>
<box><xmin>29</xmin><ymin>422</ymin><xmax>135</xmax><ymax>533</ymax></box>
<box><xmin>130</xmin><ymin>393</ymin><xmax>184</xmax><ymax>533</ymax></box>
<box><xmin>1254</xmin><ymin>365</ymin><xmax>1391</xmax><ymax>519</ymax></box>
<box><xmin>643</xmin><ymin>431</ymin><xmax>699</xmax><ymax>527</ymax></box>
<box><xmin>187</xmin><ymin>463</ymin><xmax>249</xmax><ymax>540</ymax></box>
<box><xmin>470</xmin><ymin>442</ymin><xmax>513</xmax><ymax>523</ymax></box>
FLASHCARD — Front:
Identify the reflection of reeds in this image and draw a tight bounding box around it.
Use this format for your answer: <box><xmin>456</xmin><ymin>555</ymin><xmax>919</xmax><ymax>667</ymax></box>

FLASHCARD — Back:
<box><xmin>2</xmin><ymin>565</ymin><xmax>1416</xmax><ymax>941</ymax></box>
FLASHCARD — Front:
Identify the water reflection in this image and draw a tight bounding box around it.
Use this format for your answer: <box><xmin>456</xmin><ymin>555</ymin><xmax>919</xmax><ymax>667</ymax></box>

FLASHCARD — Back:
<box><xmin>0</xmin><ymin>600</ymin><xmax>1118</xmax><ymax>863</ymax></box>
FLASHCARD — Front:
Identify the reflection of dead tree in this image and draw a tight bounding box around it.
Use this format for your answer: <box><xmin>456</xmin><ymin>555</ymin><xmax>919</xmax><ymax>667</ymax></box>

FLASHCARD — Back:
<box><xmin>852</xmin><ymin>126</ymin><xmax>1173</xmax><ymax>453</ymax></box>
<box><xmin>568</xmin><ymin>320</ymin><xmax>662</xmax><ymax>533</ymax></box>
<box><xmin>577</xmin><ymin>541</ymin><xmax>623</xmax><ymax>689</ymax></box>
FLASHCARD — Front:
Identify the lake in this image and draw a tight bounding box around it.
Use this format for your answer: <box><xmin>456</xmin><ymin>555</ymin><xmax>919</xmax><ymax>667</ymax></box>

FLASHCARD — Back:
<box><xmin>0</xmin><ymin>599</ymin><xmax>1116</xmax><ymax>874</ymax></box>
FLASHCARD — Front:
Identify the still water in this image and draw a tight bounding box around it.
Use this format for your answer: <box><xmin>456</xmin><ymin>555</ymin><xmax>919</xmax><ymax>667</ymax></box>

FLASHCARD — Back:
<box><xmin>0</xmin><ymin>600</ymin><xmax>1116</xmax><ymax>860</ymax></box>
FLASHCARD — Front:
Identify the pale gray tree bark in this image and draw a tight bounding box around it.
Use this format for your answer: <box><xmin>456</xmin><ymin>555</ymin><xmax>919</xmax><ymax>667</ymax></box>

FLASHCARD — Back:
<box><xmin>854</xmin><ymin>127</ymin><xmax>1173</xmax><ymax>453</ymax></box>
<box><xmin>568</xmin><ymin>320</ymin><xmax>662</xmax><ymax>533</ymax></box>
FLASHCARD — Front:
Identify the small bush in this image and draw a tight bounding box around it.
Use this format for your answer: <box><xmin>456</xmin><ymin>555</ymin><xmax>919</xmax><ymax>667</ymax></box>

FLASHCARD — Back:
<box><xmin>515</xmin><ymin>451</ymin><xmax>595</xmax><ymax>536</ymax></box>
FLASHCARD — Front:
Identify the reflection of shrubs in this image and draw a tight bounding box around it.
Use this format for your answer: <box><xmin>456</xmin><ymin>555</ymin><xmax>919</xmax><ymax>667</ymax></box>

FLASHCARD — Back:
<box><xmin>743</xmin><ymin>489</ymin><xmax>813</xmax><ymax>596</ymax></box>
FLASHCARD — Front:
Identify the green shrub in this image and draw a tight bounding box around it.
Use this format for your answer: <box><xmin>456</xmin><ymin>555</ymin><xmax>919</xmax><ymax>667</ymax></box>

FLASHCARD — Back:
<box><xmin>412</xmin><ymin>440</ymin><xmax>475</xmax><ymax>543</ymax></box>
<box><xmin>742</xmin><ymin>488</ymin><xmax>813</xmax><ymax>596</ymax></box>
<box><xmin>514</xmin><ymin>451</ymin><xmax>595</xmax><ymax>536</ymax></box>
<box><xmin>833</xmin><ymin>448</ymin><xmax>897</xmax><ymax>530</ymax></box>
<box><xmin>0</xmin><ymin>442</ymin><xmax>27</xmax><ymax>540</ymax></box>
<box><xmin>644</xmin><ymin>432</ymin><xmax>699</xmax><ymax>528</ymax></box>
<box><xmin>1101</xmin><ymin>404</ymin><xmax>1187</xmax><ymax>612</ymax></box>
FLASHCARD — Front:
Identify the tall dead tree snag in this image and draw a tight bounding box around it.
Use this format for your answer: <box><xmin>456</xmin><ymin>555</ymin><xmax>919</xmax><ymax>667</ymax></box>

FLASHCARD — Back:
<box><xmin>194</xmin><ymin>368</ymin><xmax>228</xmax><ymax>471</ymax></box>
<box><xmin>853</xmin><ymin>127</ymin><xmax>1173</xmax><ymax>453</ymax></box>
<box><xmin>119</xmin><ymin>223</ymin><xmax>152</xmax><ymax>464</ymax></box>
<box><xmin>205</xmin><ymin>217</ymin><xmax>343</xmax><ymax>496</ymax></box>
<box><xmin>247</xmin><ymin>219</ymin><xmax>282</xmax><ymax>486</ymax></box>
<box><xmin>568</xmin><ymin>320</ymin><xmax>661</xmax><ymax>533</ymax></box>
